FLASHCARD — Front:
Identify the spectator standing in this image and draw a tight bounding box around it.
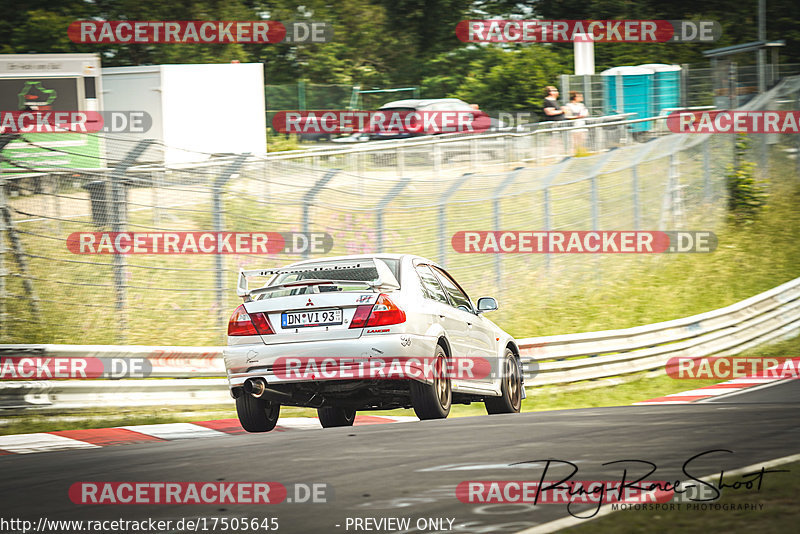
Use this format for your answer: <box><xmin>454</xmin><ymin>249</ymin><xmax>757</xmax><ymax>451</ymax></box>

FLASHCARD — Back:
<box><xmin>542</xmin><ymin>86</ymin><xmax>567</xmax><ymax>121</ymax></box>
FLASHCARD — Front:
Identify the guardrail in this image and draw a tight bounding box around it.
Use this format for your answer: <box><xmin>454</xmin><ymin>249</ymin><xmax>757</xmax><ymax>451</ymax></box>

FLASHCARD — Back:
<box><xmin>2</xmin><ymin>276</ymin><xmax>799</xmax><ymax>413</ymax></box>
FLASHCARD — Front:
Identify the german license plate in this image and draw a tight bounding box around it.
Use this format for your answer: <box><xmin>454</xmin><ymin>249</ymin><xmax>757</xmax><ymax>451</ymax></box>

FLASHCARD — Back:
<box><xmin>282</xmin><ymin>308</ymin><xmax>343</xmax><ymax>328</ymax></box>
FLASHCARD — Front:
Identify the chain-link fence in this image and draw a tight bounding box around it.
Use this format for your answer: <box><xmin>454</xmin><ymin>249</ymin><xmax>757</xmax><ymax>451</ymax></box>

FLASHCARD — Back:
<box><xmin>559</xmin><ymin>62</ymin><xmax>800</xmax><ymax>118</ymax></box>
<box><xmin>2</xmin><ymin>76</ymin><xmax>799</xmax><ymax>346</ymax></box>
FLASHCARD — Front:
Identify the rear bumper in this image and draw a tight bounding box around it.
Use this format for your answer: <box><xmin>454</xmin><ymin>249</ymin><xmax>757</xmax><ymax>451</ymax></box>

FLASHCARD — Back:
<box><xmin>224</xmin><ymin>334</ymin><xmax>438</xmax><ymax>389</ymax></box>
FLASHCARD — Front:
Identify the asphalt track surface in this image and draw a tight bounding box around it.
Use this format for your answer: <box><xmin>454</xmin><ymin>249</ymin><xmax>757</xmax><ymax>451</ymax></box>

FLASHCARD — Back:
<box><xmin>1</xmin><ymin>380</ymin><xmax>798</xmax><ymax>534</ymax></box>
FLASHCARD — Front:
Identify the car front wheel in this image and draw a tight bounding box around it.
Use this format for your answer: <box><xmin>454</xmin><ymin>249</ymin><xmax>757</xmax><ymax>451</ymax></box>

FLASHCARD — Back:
<box><xmin>485</xmin><ymin>349</ymin><xmax>523</xmax><ymax>414</ymax></box>
<box><xmin>410</xmin><ymin>346</ymin><xmax>451</xmax><ymax>419</ymax></box>
<box><xmin>236</xmin><ymin>394</ymin><xmax>280</xmax><ymax>432</ymax></box>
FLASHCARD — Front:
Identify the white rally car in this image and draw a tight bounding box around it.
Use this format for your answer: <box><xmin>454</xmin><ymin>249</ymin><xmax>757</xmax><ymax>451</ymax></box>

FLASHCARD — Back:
<box><xmin>224</xmin><ymin>254</ymin><xmax>523</xmax><ymax>432</ymax></box>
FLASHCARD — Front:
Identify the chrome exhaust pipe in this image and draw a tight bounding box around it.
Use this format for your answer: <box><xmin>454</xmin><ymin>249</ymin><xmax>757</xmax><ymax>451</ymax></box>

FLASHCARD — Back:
<box><xmin>244</xmin><ymin>378</ymin><xmax>267</xmax><ymax>398</ymax></box>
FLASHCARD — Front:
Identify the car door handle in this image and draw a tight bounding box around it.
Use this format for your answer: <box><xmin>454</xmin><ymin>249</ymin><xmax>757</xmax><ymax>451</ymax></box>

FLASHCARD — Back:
<box><xmin>438</xmin><ymin>314</ymin><xmax>446</xmax><ymax>319</ymax></box>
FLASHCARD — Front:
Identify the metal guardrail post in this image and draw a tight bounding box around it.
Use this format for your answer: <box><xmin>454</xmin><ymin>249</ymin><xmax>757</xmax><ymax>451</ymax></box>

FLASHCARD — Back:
<box><xmin>375</xmin><ymin>177</ymin><xmax>410</xmax><ymax>253</ymax></box>
<box><xmin>439</xmin><ymin>172</ymin><xmax>473</xmax><ymax>267</ymax></box>
<box><xmin>493</xmin><ymin>168</ymin><xmax>524</xmax><ymax>287</ymax></box>
<box><xmin>110</xmin><ymin>140</ymin><xmax>154</xmax><ymax>343</ymax></box>
<box><xmin>213</xmin><ymin>154</ymin><xmax>249</xmax><ymax>333</ymax></box>
<box><xmin>302</xmin><ymin>169</ymin><xmax>340</xmax><ymax>259</ymax></box>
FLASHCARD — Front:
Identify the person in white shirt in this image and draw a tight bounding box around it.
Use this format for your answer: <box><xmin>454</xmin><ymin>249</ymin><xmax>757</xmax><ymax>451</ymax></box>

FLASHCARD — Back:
<box><xmin>564</xmin><ymin>91</ymin><xmax>589</xmax><ymax>121</ymax></box>
<box><xmin>564</xmin><ymin>91</ymin><xmax>589</xmax><ymax>152</ymax></box>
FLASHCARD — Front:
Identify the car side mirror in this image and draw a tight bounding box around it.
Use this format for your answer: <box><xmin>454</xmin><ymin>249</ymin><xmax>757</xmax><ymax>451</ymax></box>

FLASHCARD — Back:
<box><xmin>476</xmin><ymin>297</ymin><xmax>498</xmax><ymax>313</ymax></box>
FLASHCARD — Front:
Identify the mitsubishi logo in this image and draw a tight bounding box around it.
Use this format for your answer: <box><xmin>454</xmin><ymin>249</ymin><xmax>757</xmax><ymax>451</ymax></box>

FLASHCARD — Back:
<box><xmin>306</xmin><ymin>299</ymin><xmax>314</xmax><ymax>306</ymax></box>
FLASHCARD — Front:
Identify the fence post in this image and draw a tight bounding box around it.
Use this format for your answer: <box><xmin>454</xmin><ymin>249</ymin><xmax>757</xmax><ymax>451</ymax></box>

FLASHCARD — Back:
<box><xmin>703</xmin><ymin>135</ymin><xmax>712</xmax><ymax>202</ymax></box>
<box><xmin>439</xmin><ymin>172</ymin><xmax>473</xmax><ymax>267</ymax></box>
<box><xmin>583</xmin><ymin>75</ymin><xmax>592</xmax><ymax>115</ymax></box>
<box><xmin>729</xmin><ymin>63</ymin><xmax>738</xmax><ymax>166</ymax></box>
<box><xmin>543</xmin><ymin>187</ymin><xmax>551</xmax><ymax>270</ymax></box>
<box><xmin>433</xmin><ymin>141</ymin><xmax>442</xmax><ymax>173</ymax></box>
<box><xmin>583</xmin><ymin>149</ymin><xmax>617</xmax><ymax>230</ymax></box>
<box><xmin>680</xmin><ymin>64</ymin><xmax>689</xmax><ymax>108</ymax></box>
<box><xmin>396</xmin><ymin>146</ymin><xmax>405</xmax><ymax>177</ymax></box>
<box><xmin>615</xmin><ymin>72</ymin><xmax>624</xmax><ymax>114</ymax></box>
<box><xmin>110</xmin><ymin>140</ymin><xmax>154</xmax><ymax>343</ymax></box>
<box><xmin>539</xmin><ymin>157</ymin><xmax>572</xmax><ymax>271</ymax></box>
<box><xmin>590</xmin><ymin>175</ymin><xmax>599</xmax><ymax>231</ymax></box>
<box><xmin>375</xmin><ymin>178</ymin><xmax>411</xmax><ymax>253</ymax></box>
<box><xmin>493</xmin><ymin>168</ymin><xmax>523</xmax><ymax>287</ymax></box>
<box><xmin>470</xmin><ymin>138</ymin><xmax>478</xmax><ymax>172</ymax></box>
<box><xmin>796</xmin><ymin>90</ymin><xmax>800</xmax><ymax>177</ymax></box>
<box><xmin>213</xmin><ymin>154</ymin><xmax>249</xmax><ymax>333</ymax></box>
<box><xmin>302</xmin><ymin>169</ymin><xmax>340</xmax><ymax>259</ymax></box>
<box><xmin>632</xmin><ymin>165</ymin><xmax>641</xmax><ymax>230</ymax></box>
<box><xmin>0</xmin><ymin>178</ymin><xmax>6</xmax><ymax>332</ymax></box>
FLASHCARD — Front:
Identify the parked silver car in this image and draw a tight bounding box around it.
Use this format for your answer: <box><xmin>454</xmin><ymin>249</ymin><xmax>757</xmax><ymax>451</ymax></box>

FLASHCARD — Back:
<box><xmin>224</xmin><ymin>254</ymin><xmax>523</xmax><ymax>432</ymax></box>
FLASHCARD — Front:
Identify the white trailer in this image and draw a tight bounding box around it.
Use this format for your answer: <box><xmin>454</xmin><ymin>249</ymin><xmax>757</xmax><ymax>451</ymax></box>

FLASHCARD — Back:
<box><xmin>101</xmin><ymin>63</ymin><xmax>266</xmax><ymax>164</ymax></box>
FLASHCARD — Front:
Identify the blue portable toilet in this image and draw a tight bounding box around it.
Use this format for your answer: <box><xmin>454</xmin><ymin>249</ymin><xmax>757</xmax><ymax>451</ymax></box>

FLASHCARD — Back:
<box><xmin>601</xmin><ymin>66</ymin><xmax>654</xmax><ymax>132</ymax></box>
<box><xmin>638</xmin><ymin>63</ymin><xmax>682</xmax><ymax>116</ymax></box>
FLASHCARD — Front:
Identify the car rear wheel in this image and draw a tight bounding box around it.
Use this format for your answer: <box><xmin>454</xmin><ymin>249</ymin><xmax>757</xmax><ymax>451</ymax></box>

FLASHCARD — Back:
<box><xmin>236</xmin><ymin>394</ymin><xmax>280</xmax><ymax>432</ymax></box>
<box><xmin>485</xmin><ymin>349</ymin><xmax>522</xmax><ymax>414</ymax></box>
<box><xmin>410</xmin><ymin>346</ymin><xmax>451</xmax><ymax>419</ymax></box>
<box><xmin>317</xmin><ymin>407</ymin><xmax>357</xmax><ymax>428</ymax></box>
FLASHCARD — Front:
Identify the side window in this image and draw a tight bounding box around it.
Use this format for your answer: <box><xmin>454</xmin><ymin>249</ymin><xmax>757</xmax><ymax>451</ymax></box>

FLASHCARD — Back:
<box><xmin>432</xmin><ymin>267</ymin><xmax>474</xmax><ymax>313</ymax></box>
<box><xmin>416</xmin><ymin>265</ymin><xmax>449</xmax><ymax>304</ymax></box>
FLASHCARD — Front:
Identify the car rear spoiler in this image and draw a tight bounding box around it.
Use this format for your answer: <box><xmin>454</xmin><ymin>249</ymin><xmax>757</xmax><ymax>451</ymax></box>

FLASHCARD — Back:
<box><xmin>236</xmin><ymin>259</ymin><xmax>400</xmax><ymax>300</ymax></box>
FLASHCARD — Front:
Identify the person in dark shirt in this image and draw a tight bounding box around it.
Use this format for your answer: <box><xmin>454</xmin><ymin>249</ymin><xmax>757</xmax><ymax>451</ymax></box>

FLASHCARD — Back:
<box><xmin>542</xmin><ymin>86</ymin><xmax>567</xmax><ymax>121</ymax></box>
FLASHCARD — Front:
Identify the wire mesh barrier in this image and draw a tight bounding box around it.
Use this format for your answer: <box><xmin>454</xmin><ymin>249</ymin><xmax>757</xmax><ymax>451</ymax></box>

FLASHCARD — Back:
<box><xmin>1</xmin><ymin>76</ymin><xmax>799</xmax><ymax>345</ymax></box>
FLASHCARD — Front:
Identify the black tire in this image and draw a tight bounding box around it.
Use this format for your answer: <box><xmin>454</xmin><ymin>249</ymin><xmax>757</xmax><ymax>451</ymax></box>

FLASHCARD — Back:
<box><xmin>236</xmin><ymin>394</ymin><xmax>280</xmax><ymax>432</ymax></box>
<box><xmin>317</xmin><ymin>407</ymin><xmax>357</xmax><ymax>428</ymax></box>
<box><xmin>410</xmin><ymin>345</ymin><xmax>451</xmax><ymax>420</ymax></box>
<box><xmin>485</xmin><ymin>349</ymin><xmax>523</xmax><ymax>414</ymax></box>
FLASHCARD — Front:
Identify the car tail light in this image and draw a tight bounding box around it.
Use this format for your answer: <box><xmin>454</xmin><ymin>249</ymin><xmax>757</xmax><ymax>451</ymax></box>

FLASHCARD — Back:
<box><xmin>349</xmin><ymin>304</ymin><xmax>373</xmax><ymax>329</ymax></box>
<box><xmin>349</xmin><ymin>294</ymin><xmax>406</xmax><ymax>329</ymax></box>
<box><xmin>228</xmin><ymin>304</ymin><xmax>275</xmax><ymax>336</ymax></box>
